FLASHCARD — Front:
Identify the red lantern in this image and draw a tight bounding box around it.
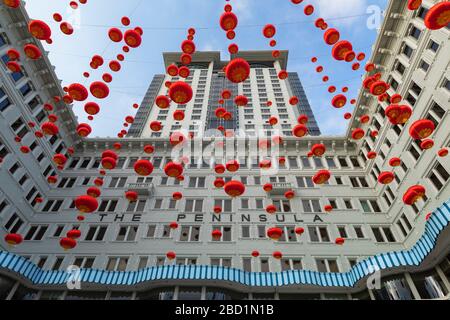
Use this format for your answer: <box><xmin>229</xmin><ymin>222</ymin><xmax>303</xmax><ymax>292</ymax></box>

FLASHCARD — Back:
<box><xmin>335</xmin><ymin>238</ymin><xmax>345</xmax><ymax>246</ymax></box>
<box><xmin>226</xmin><ymin>58</ymin><xmax>250</xmax><ymax>83</ymax></box>
<box><xmin>47</xmin><ymin>176</ymin><xmax>58</xmax><ymax>184</ymax></box>
<box><xmin>234</xmin><ymin>95</ymin><xmax>248</xmax><ymax>107</ymax></box>
<box><xmin>134</xmin><ymin>160</ymin><xmax>154</xmax><ymax>176</ymax></box>
<box><xmin>224</xmin><ymin>180</ymin><xmax>246</xmax><ymax>197</ymax></box>
<box><xmin>108</xmin><ymin>28</ymin><xmax>123</xmax><ymax>42</ymax></box>
<box><xmin>7</xmin><ymin>49</ymin><xmax>20</xmax><ymax>61</ymax></box>
<box><xmin>214</xmin><ymin>206</ymin><xmax>222</xmax><ymax>214</ymax></box>
<box><xmin>215</xmin><ymin>107</ymin><xmax>226</xmax><ymax>119</ymax></box>
<box><xmin>313</xmin><ymin>170</ymin><xmax>331</xmax><ymax>185</ymax></box>
<box><xmin>181</xmin><ymin>39</ymin><xmax>196</xmax><ymax>54</ymax></box>
<box><xmin>273</xmin><ymin>251</ymin><xmax>283</xmax><ymax>260</ymax></box>
<box><xmin>143</xmin><ymin>145</ymin><xmax>154</xmax><ymax>154</ymax></box>
<box><xmin>367</xmin><ymin>151</ymin><xmax>377</xmax><ymax>160</ymax></box>
<box><xmin>156</xmin><ymin>95</ymin><xmax>170</xmax><ymax>109</ymax></box>
<box><xmin>53</xmin><ymin>154</ymin><xmax>67</xmax><ymax>166</ymax></box>
<box><xmin>251</xmin><ymin>251</ymin><xmax>260</xmax><ymax>258</ymax></box>
<box><xmin>167</xmin><ymin>64</ymin><xmax>179</xmax><ymax>77</ymax></box>
<box><xmin>420</xmin><ymin>139</ymin><xmax>434</xmax><ymax>150</ymax></box>
<box><xmin>311</xmin><ymin>144</ymin><xmax>326</xmax><ymax>157</ymax></box>
<box><xmin>67</xmin><ymin>229</ymin><xmax>81</xmax><ymax>240</ymax></box>
<box><xmin>390</xmin><ymin>94</ymin><xmax>402</xmax><ymax>104</ymax></box>
<box><xmin>164</xmin><ymin>162</ymin><xmax>184</xmax><ymax>178</ymax></box>
<box><xmin>289</xmin><ymin>96</ymin><xmax>299</xmax><ymax>105</ymax></box>
<box><xmin>5</xmin><ymin>233</ymin><xmax>23</xmax><ymax>246</ymax></box>
<box><xmin>75</xmin><ymin>195</ymin><xmax>98</xmax><ymax>213</ymax></box>
<box><xmin>170</xmin><ymin>222</ymin><xmax>179</xmax><ymax>230</ymax></box>
<box><xmin>292</xmin><ymin>124</ymin><xmax>308</xmax><ymax>138</ymax></box>
<box><xmin>173</xmin><ymin>192</ymin><xmax>183</xmax><ymax>201</ymax></box>
<box><xmin>438</xmin><ymin>148</ymin><xmax>448</xmax><ymax>157</ymax></box>
<box><xmin>213</xmin><ymin>177</ymin><xmax>226</xmax><ymax>189</ymax></box>
<box><xmin>295</xmin><ymin>227</ymin><xmax>305</xmax><ymax>235</ymax></box>
<box><xmin>215</xmin><ymin>164</ymin><xmax>226</xmax><ymax>174</ymax></box>
<box><xmin>298</xmin><ymin>115</ymin><xmax>308</xmax><ymax>125</ymax></box>
<box><xmin>378</xmin><ymin>172</ymin><xmax>395</xmax><ymax>185</ymax></box>
<box><xmin>76</xmin><ymin>123</ymin><xmax>92</xmax><ymax>138</ymax></box>
<box><xmin>169</xmin><ymin>81</ymin><xmax>193</xmax><ymax>104</ymax></box>
<box><xmin>90</xmin><ymin>81</ymin><xmax>110</xmax><ymax>99</ymax></box>
<box><xmin>6</xmin><ymin>61</ymin><xmax>21</xmax><ymax>73</ymax></box>
<box><xmin>178</xmin><ymin>66</ymin><xmax>190</xmax><ymax>78</ymax></box>
<box><xmin>370</xmin><ymin>81</ymin><xmax>389</xmax><ymax>96</ymax></box>
<box><xmin>266</xmin><ymin>205</ymin><xmax>277</xmax><ymax>214</ymax></box>
<box><xmin>150</xmin><ymin>121</ymin><xmax>162</xmax><ymax>132</ymax></box>
<box><xmin>166</xmin><ymin>251</ymin><xmax>176</xmax><ymax>260</ymax></box>
<box><xmin>23</xmin><ymin>44</ymin><xmax>42</xmax><ymax>60</ymax></box>
<box><xmin>84</xmin><ymin>102</ymin><xmax>100</xmax><ymax>116</ymax></box>
<box><xmin>86</xmin><ymin>187</ymin><xmax>101</xmax><ymax>198</ymax></box>
<box><xmin>332</xmin><ymin>94</ymin><xmax>347</xmax><ymax>108</ymax></box>
<box><xmin>285</xmin><ymin>190</ymin><xmax>295</xmax><ymax>200</ymax></box>
<box><xmin>267</xmin><ymin>227</ymin><xmax>283</xmax><ymax>241</ymax></box>
<box><xmin>220</xmin><ymin>12</ymin><xmax>238</xmax><ymax>31</ymax></box>
<box><xmin>263</xmin><ymin>183</ymin><xmax>273</xmax><ymax>192</ymax></box>
<box><xmin>60</xmin><ymin>237</ymin><xmax>77</xmax><ymax>251</ymax></box>
<box><xmin>262</xmin><ymin>24</ymin><xmax>276</xmax><ymax>38</ymax></box>
<box><xmin>212</xmin><ymin>230</ymin><xmax>223</xmax><ymax>240</ymax></box>
<box><xmin>28</xmin><ymin>20</ymin><xmax>52</xmax><ymax>40</ymax></box>
<box><xmin>324</xmin><ymin>28</ymin><xmax>340</xmax><ymax>45</ymax></box>
<box><xmin>124</xmin><ymin>29</ymin><xmax>142</xmax><ymax>48</ymax></box>
<box><xmin>409</xmin><ymin>119</ymin><xmax>435</xmax><ymax>140</ymax></box>
<box><xmin>332</xmin><ymin>40</ymin><xmax>353</xmax><ymax>61</ymax></box>
<box><xmin>352</xmin><ymin>128</ymin><xmax>365</xmax><ymax>140</ymax></box>
<box><xmin>268</xmin><ymin>116</ymin><xmax>278</xmax><ymax>126</ymax></box>
<box><xmin>424</xmin><ymin>2</ymin><xmax>450</xmax><ymax>30</ymax></box>
<box><xmin>94</xmin><ymin>178</ymin><xmax>104</xmax><ymax>187</ymax></box>
<box><xmin>278</xmin><ymin>70</ymin><xmax>288</xmax><ymax>80</ymax></box>
<box><xmin>125</xmin><ymin>191</ymin><xmax>139</xmax><ymax>202</ymax></box>
<box><xmin>226</xmin><ymin>160</ymin><xmax>240</xmax><ymax>172</ymax></box>
<box><xmin>173</xmin><ymin>110</ymin><xmax>185</xmax><ymax>121</ymax></box>
<box><xmin>403</xmin><ymin>185</ymin><xmax>426</xmax><ymax>205</ymax></box>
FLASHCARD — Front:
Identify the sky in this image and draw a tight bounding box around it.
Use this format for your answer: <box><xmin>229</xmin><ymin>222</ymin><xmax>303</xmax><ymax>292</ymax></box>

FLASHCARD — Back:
<box><xmin>24</xmin><ymin>0</ymin><xmax>388</xmax><ymax>138</ymax></box>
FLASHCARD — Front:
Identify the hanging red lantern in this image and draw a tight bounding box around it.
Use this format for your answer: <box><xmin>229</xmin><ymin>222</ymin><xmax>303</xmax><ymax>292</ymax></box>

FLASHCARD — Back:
<box><xmin>6</xmin><ymin>49</ymin><xmax>20</xmax><ymax>61</ymax></box>
<box><xmin>68</xmin><ymin>83</ymin><xmax>89</xmax><ymax>102</ymax></box>
<box><xmin>224</xmin><ymin>180</ymin><xmax>246</xmax><ymax>197</ymax></box>
<box><xmin>150</xmin><ymin>121</ymin><xmax>162</xmax><ymax>132</ymax></box>
<box><xmin>234</xmin><ymin>95</ymin><xmax>248</xmax><ymax>107</ymax></box>
<box><xmin>267</xmin><ymin>227</ymin><xmax>283</xmax><ymax>241</ymax></box>
<box><xmin>335</xmin><ymin>238</ymin><xmax>345</xmax><ymax>246</ymax></box>
<box><xmin>332</xmin><ymin>94</ymin><xmax>347</xmax><ymax>108</ymax></box>
<box><xmin>324</xmin><ymin>28</ymin><xmax>340</xmax><ymax>45</ymax></box>
<box><xmin>84</xmin><ymin>102</ymin><xmax>100</xmax><ymax>116</ymax></box>
<box><xmin>124</xmin><ymin>29</ymin><xmax>142</xmax><ymax>48</ymax></box>
<box><xmin>370</xmin><ymin>81</ymin><xmax>389</xmax><ymax>96</ymax></box>
<box><xmin>221</xmin><ymin>90</ymin><xmax>232</xmax><ymax>100</ymax></box>
<box><xmin>215</xmin><ymin>164</ymin><xmax>226</xmax><ymax>174</ymax></box>
<box><xmin>181</xmin><ymin>39</ymin><xmax>196</xmax><ymax>54</ymax></box>
<box><xmin>134</xmin><ymin>160</ymin><xmax>154</xmax><ymax>176</ymax></box>
<box><xmin>367</xmin><ymin>151</ymin><xmax>377</xmax><ymax>160</ymax></box>
<box><xmin>438</xmin><ymin>148</ymin><xmax>448</xmax><ymax>157</ymax></box>
<box><xmin>262</xmin><ymin>24</ymin><xmax>276</xmax><ymax>38</ymax></box>
<box><xmin>226</xmin><ymin>58</ymin><xmax>250</xmax><ymax>83</ymax></box>
<box><xmin>4</xmin><ymin>233</ymin><xmax>23</xmax><ymax>246</ymax></box>
<box><xmin>124</xmin><ymin>191</ymin><xmax>138</xmax><ymax>203</ymax></box>
<box><xmin>155</xmin><ymin>95</ymin><xmax>170</xmax><ymax>109</ymax></box>
<box><xmin>60</xmin><ymin>237</ymin><xmax>77</xmax><ymax>251</ymax></box>
<box><xmin>178</xmin><ymin>66</ymin><xmax>190</xmax><ymax>78</ymax></box>
<box><xmin>94</xmin><ymin>178</ymin><xmax>104</xmax><ymax>187</ymax></box>
<box><xmin>324</xmin><ymin>205</ymin><xmax>333</xmax><ymax>213</ymax></box>
<box><xmin>251</xmin><ymin>251</ymin><xmax>260</xmax><ymax>258</ymax></box>
<box><xmin>265</xmin><ymin>204</ymin><xmax>277</xmax><ymax>215</ymax></box>
<box><xmin>180</xmin><ymin>53</ymin><xmax>192</xmax><ymax>65</ymax></box>
<box><xmin>285</xmin><ymin>190</ymin><xmax>295</xmax><ymax>200</ymax></box>
<box><xmin>6</xmin><ymin>61</ymin><xmax>21</xmax><ymax>73</ymax></box>
<box><xmin>295</xmin><ymin>227</ymin><xmax>305</xmax><ymax>236</ymax></box>
<box><xmin>268</xmin><ymin>116</ymin><xmax>278</xmax><ymax>126</ymax></box>
<box><xmin>263</xmin><ymin>183</ymin><xmax>273</xmax><ymax>192</ymax></box>
<box><xmin>53</xmin><ymin>154</ymin><xmax>67</xmax><ymax>166</ymax></box>
<box><xmin>67</xmin><ymin>229</ymin><xmax>81</xmax><ymax>240</ymax></box>
<box><xmin>41</xmin><ymin>122</ymin><xmax>59</xmax><ymax>136</ymax></box>
<box><xmin>378</xmin><ymin>172</ymin><xmax>395</xmax><ymax>185</ymax></box>
<box><xmin>23</xmin><ymin>44</ymin><xmax>42</xmax><ymax>60</ymax></box>
<box><xmin>311</xmin><ymin>144</ymin><xmax>326</xmax><ymax>157</ymax></box>
<box><xmin>76</xmin><ymin>123</ymin><xmax>92</xmax><ymax>137</ymax></box>
<box><xmin>211</xmin><ymin>230</ymin><xmax>223</xmax><ymax>241</ymax></box>
<box><xmin>409</xmin><ymin>119</ymin><xmax>435</xmax><ymax>140</ymax></box>
<box><xmin>75</xmin><ymin>195</ymin><xmax>98</xmax><ymax>213</ymax></box>
<box><xmin>214</xmin><ymin>178</ymin><xmax>225</xmax><ymax>189</ymax></box>
<box><xmin>173</xmin><ymin>110</ymin><xmax>185</xmax><ymax>121</ymax></box>
<box><xmin>292</xmin><ymin>124</ymin><xmax>308</xmax><ymax>138</ymax></box>
<box><xmin>352</xmin><ymin>128</ymin><xmax>365</xmax><ymax>140</ymax></box>
<box><xmin>86</xmin><ymin>187</ymin><xmax>101</xmax><ymax>198</ymax></box>
<box><xmin>289</xmin><ymin>96</ymin><xmax>299</xmax><ymax>105</ymax></box>
<box><xmin>403</xmin><ymin>185</ymin><xmax>426</xmax><ymax>205</ymax></box>
<box><xmin>332</xmin><ymin>40</ymin><xmax>353</xmax><ymax>61</ymax></box>
<box><xmin>313</xmin><ymin>170</ymin><xmax>331</xmax><ymax>185</ymax></box>
<box><xmin>424</xmin><ymin>2</ymin><xmax>450</xmax><ymax>30</ymax></box>
<box><xmin>169</xmin><ymin>81</ymin><xmax>193</xmax><ymax>104</ymax></box>
<box><xmin>108</xmin><ymin>28</ymin><xmax>123</xmax><ymax>42</ymax></box>
<box><xmin>167</xmin><ymin>64</ymin><xmax>179</xmax><ymax>77</ymax></box>
<box><xmin>28</xmin><ymin>20</ymin><xmax>52</xmax><ymax>40</ymax></box>
<box><xmin>90</xmin><ymin>81</ymin><xmax>110</xmax><ymax>99</ymax></box>
<box><xmin>220</xmin><ymin>12</ymin><xmax>238</xmax><ymax>31</ymax></box>
<box><xmin>420</xmin><ymin>139</ymin><xmax>434</xmax><ymax>150</ymax></box>
<box><xmin>213</xmin><ymin>206</ymin><xmax>222</xmax><ymax>214</ymax></box>
<box><xmin>226</xmin><ymin>160</ymin><xmax>240</xmax><ymax>172</ymax></box>
<box><xmin>164</xmin><ymin>162</ymin><xmax>184</xmax><ymax>178</ymax></box>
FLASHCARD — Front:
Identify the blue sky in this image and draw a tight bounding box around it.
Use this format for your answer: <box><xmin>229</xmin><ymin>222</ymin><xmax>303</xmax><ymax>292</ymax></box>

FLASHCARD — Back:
<box><xmin>24</xmin><ymin>0</ymin><xmax>388</xmax><ymax>137</ymax></box>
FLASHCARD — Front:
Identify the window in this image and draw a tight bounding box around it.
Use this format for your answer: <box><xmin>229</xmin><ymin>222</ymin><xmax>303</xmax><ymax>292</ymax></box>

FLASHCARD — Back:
<box><xmin>0</xmin><ymin>87</ymin><xmax>12</xmax><ymax>112</ymax></box>
<box><xmin>4</xmin><ymin>213</ymin><xmax>24</xmax><ymax>233</ymax></box>
<box><xmin>210</xmin><ymin>258</ymin><xmax>232</xmax><ymax>268</ymax></box>
<box><xmin>188</xmin><ymin>177</ymin><xmax>206</xmax><ymax>188</ymax></box>
<box><xmin>297</xmin><ymin>177</ymin><xmax>314</xmax><ymax>188</ymax></box>
<box><xmin>241</xmin><ymin>225</ymin><xmax>250</xmax><ymax>238</ymax></box>
<box><xmin>109</xmin><ymin>177</ymin><xmax>127</xmax><ymax>188</ymax></box>
<box><xmin>354</xmin><ymin>226</ymin><xmax>365</xmax><ymax>239</ymax></box>
<box><xmin>106</xmin><ymin>257</ymin><xmax>129</xmax><ymax>271</ymax></box>
<box><xmin>409</xmin><ymin>25</ymin><xmax>421</xmax><ymax>40</ymax></box>
<box><xmin>360</xmin><ymin>199</ymin><xmax>382</xmax><ymax>213</ymax></box>
<box><xmin>85</xmin><ymin>226</ymin><xmax>107</xmax><ymax>241</ymax></box>
<box><xmin>281</xmin><ymin>258</ymin><xmax>303</xmax><ymax>271</ymax></box>
<box><xmin>273</xmin><ymin>199</ymin><xmax>291</xmax><ymax>213</ymax></box>
<box><xmin>97</xmin><ymin>200</ymin><xmax>118</xmax><ymax>212</ymax></box>
<box><xmin>428</xmin><ymin>162</ymin><xmax>449</xmax><ymax>192</ymax></box>
<box><xmin>126</xmin><ymin>199</ymin><xmax>146</xmax><ymax>212</ymax></box>
<box><xmin>146</xmin><ymin>225</ymin><xmax>156</xmax><ymax>238</ymax></box>
<box><xmin>402</xmin><ymin>43</ymin><xmax>413</xmax><ymax>58</ymax></box>
<box><xmin>302</xmin><ymin>199</ymin><xmax>322</xmax><ymax>213</ymax></box>
<box><xmin>371</xmin><ymin>226</ymin><xmax>396</xmax><ymax>243</ymax></box>
<box><xmin>179</xmin><ymin>226</ymin><xmax>201</xmax><ymax>242</ymax></box>
<box><xmin>24</xmin><ymin>225</ymin><xmax>48</xmax><ymax>241</ymax></box>
<box><xmin>51</xmin><ymin>257</ymin><xmax>64</xmax><ymax>271</ymax></box>
<box><xmin>308</xmin><ymin>226</ymin><xmax>330</xmax><ymax>242</ymax></box>
<box><xmin>116</xmin><ymin>226</ymin><xmax>138</xmax><ymax>241</ymax></box>
<box><xmin>184</xmin><ymin>199</ymin><xmax>203</xmax><ymax>212</ymax></box>
<box><xmin>337</xmin><ymin>226</ymin><xmax>348</xmax><ymax>239</ymax></box>
<box><xmin>316</xmin><ymin>259</ymin><xmax>339</xmax><ymax>273</ymax></box>
<box><xmin>428</xmin><ymin>39</ymin><xmax>439</xmax><ymax>52</ymax></box>
<box><xmin>41</xmin><ymin>200</ymin><xmax>64</xmax><ymax>213</ymax></box>
<box><xmin>350</xmin><ymin>177</ymin><xmax>369</xmax><ymax>188</ymax></box>
<box><xmin>73</xmin><ymin>257</ymin><xmax>95</xmax><ymax>269</ymax></box>
<box><xmin>214</xmin><ymin>199</ymin><xmax>232</xmax><ymax>212</ymax></box>
<box><xmin>419</xmin><ymin>60</ymin><xmax>430</xmax><ymax>72</ymax></box>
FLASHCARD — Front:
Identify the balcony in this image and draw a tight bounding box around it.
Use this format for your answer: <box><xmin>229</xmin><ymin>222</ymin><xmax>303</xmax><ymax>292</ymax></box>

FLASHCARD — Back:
<box><xmin>127</xmin><ymin>183</ymin><xmax>155</xmax><ymax>196</ymax></box>
<box><xmin>268</xmin><ymin>182</ymin><xmax>294</xmax><ymax>196</ymax></box>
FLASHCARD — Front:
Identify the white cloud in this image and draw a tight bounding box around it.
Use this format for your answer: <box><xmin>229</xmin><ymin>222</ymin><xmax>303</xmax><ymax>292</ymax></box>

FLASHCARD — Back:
<box><xmin>233</xmin><ymin>0</ymin><xmax>253</xmax><ymax>22</ymax></box>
